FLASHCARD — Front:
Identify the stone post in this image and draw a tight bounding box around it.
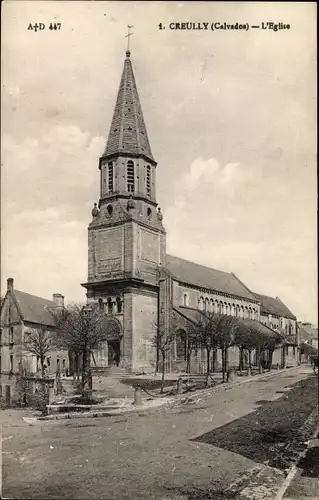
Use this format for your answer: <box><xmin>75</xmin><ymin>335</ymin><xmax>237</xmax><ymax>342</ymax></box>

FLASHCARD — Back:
<box><xmin>48</xmin><ymin>387</ymin><xmax>55</xmax><ymax>405</ymax></box>
<box><xmin>227</xmin><ymin>368</ymin><xmax>237</xmax><ymax>383</ymax></box>
<box><xmin>134</xmin><ymin>386</ymin><xmax>142</xmax><ymax>406</ymax></box>
<box><xmin>177</xmin><ymin>377</ymin><xmax>183</xmax><ymax>394</ymax></box>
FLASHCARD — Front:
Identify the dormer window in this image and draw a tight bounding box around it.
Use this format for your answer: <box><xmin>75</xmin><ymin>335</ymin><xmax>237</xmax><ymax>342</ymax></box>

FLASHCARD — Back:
<box><xmin>127</xmin><ymin>161</ymin><xmax>135</xmax><ymax>193</ymax></box>
<box><xmin>108</xmin><ymin>162</ymin><xmax>114</xmax><ymax>193</ymax></box>
<box><xmin>146</xmin><ymin>165</ymin><xmax>151</xmax><ymax>195</ymax></box>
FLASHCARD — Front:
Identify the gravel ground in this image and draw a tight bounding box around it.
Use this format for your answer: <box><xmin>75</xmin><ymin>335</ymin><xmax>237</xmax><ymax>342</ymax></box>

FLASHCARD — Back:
<box><xmin>1</xmin><ymin>367</ymin><xmax>316</xmax><ymax>500</ymax></box>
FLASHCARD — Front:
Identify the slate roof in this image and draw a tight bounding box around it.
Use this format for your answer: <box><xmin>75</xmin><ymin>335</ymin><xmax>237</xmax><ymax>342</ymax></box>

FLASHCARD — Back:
<box><xmin>166</xmin><ymin>254</ymin><xmax>257</xmax><ymax>301</ymax></box>
<box><xmin>297</xmin><ymin>322</ymin><xmax>318</xmax><ymax>343</ymax></box>
<box><xmin>13</xmin><ymin>290</ymin><xmax>56</xmax><ymax>327</ymax></box>
<box><xmin>255</xmin><ymin>293</ymin><xmax>296</xmax><ymax>320</ymax></box>
<box><xmin>174</xmin><ymin>306</ymin><xmax>204</xmax><ymax>325</ymax></box>
<box><xmin>102</xmin><ymin>51</ymin><xmax>155</xmax><ymax>163</ymax></box>
<box><xmin>174</xmin><ymin>307</ymin><xmax>283</xmax><ymax>342</ymax></box>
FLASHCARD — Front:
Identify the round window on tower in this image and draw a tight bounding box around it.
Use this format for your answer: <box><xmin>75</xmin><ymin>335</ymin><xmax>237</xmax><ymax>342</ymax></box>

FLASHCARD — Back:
<box><xmin>147</xmin><ymin>207</ymin><xmax>152</xmax><ymax>219</ymax></box>
<box><xmin>107</xmin><ymin>204</ymin><xmax>113</xmax><ymax>217</ymax></box>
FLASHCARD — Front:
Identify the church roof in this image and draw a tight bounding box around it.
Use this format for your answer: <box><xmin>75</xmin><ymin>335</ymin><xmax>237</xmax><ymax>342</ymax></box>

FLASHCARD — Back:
<box><xmin>13</xmin><ymin>290</ymin><xmax>56</xmax><ymax>327</ymax></box>
<box><xmin>166</xmin><ymin>254</ymin><xmax>257</xmax><ymax>301</ymax></box>
<box><xmin>102</xmin><ymin>51</ymin><xmax>155</xmax><ymax>163</ymax></box>
<box><xmin>255</xmin><ymin>293</ymin><xmax>296</xmax><ymax>320</ymax></box>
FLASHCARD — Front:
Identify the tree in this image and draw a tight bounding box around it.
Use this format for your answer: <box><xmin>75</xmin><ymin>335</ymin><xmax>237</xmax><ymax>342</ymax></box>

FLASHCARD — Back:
<box><xmin>235</xmin><ymin>320</ymin><xmax>262</xmax><ymax>373</ymax></box>
<box><xmin>195</xmin><ymin>312</ymin><xmax>220</xmax><ymax>385</ymax></box>
<box><xmin>185</xmin><ymin>330</ymin><xmax>198</xmax><ymax>374</ymax></box>
<box><xmin>53</xmin><ymin>304</ymin><xmax>108</xmax><ymax>394</ymax></box>
<box><xmin>152</xmin><ymin>323</ymin><xmax>176</xmax><ymax>393</ymax></box>
<box><xmin>24</xmin><ymin>325</ymin><xmax>56</xmax><ymax>377</ymax></box>
<box><xmin>215</xmin><ymin>314</ymin><xmax>239</xmax><ymax>382</ymax></box>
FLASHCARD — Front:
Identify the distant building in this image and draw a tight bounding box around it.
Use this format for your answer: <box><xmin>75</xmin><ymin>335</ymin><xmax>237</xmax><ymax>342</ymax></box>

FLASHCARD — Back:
<box><xmin>254</xmin><ymin>293</ymin><xmax>299</xmax><ymax>367</ymax></box>
<box><xmin>298</xmin><ymin>322</ymin><xmax>318</xmax><ymax>350</ymax></box>
<box><xmin>0</xmin><ymin>278</ymin><xmax>69</xmax><ymax>406</ymax></box>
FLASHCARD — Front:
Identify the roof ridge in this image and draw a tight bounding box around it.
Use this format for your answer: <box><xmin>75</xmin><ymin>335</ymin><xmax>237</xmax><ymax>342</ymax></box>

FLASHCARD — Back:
<box><xmin>14</xmin><ymin>288</ymin><xmax>55</xmax><ymax>304</ymax></box>
<box><xmin>167</xmin><ymin>254</ymin><xmax>230</xmax><ymax>276</ymax></box>
<box><xmin>231</xmin><ymin>272</ymin><xmax>259</xmax><ymax>300</ymax></box>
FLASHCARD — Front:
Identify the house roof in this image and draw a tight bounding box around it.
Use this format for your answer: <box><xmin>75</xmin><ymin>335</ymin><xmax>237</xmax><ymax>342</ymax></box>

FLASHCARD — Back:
<box><xmin>102</xmin><ymin>51</ymin><xmax>155</xmax><ymax>163</ymax></box>
<box><xmin>254</xmin><ymin>293</ymin><xmax>296</xmax><ymax>320</ymax></box>
<box><xmin>297</xmin><ymin>322</ymin><xmax>318</xmax><ymax>343</ymax></box>
<box><xmin>13</xmin><ymin>290</ymin><xmax>56</xmax><ymax>327</ymax></box>
<box><xmin>166</xmin><ymin>254</ymin><xmax>257</xmax><ymax>301</ymax></box>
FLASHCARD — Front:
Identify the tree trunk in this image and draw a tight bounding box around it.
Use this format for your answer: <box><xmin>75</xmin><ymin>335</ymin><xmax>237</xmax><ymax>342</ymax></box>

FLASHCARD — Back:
<box><xmin>81</xmin><ymin>348</ymin><xmax>87</xmax><ymax>393</ymax></box>
<box><xmin>258</xmin><ymin>348</ymin><xmax>262</xmax><ymax>374</ymax></box>
<box><xmin>155</xmin><ymin>334</ymin><xmax>160</xmax><ymax>375</ymax></box>
<box><xmin>212</xmin><ymin>347</ymin><xmax>217</xmax><ymax>373</ymax></box>
<box><xmin>222</xmin><ymin>348</ymin><xmax>228</xmax><ymax>382</ymax></box>
<box><xmin>248</xmin><ymin>349</ymin><xmax>252</xmax><ymax>370</ymax></box>
<box><xmin>186</xmin><ymin>348</ymin><xmax>191</xmax><ymax>374</ymax></box>
<box><xmin>40</xmin><ymin>355</ymin><xmax>45</xmax><ymax>377</ymax></box>
<box><xmin>205</xmin><ymin>347</ymin><xmax>211</xmax><ymax>386</ymax></box>
<box><xmin>160</xmin><ymin>352</ymin><xmax>165</xmax><ymax>394</ymax></box>
<box><xmin>239</xmin><ymin>347</ymin><xmax>244</xmax><ymax>374</ymax></box>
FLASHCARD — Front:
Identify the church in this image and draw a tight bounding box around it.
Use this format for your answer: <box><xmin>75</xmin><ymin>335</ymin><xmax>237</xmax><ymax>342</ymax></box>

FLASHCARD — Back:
<box><xmin>81</xmin><ymin>47</ymin><xmax>298</xmax><ymax>374</ymax></box>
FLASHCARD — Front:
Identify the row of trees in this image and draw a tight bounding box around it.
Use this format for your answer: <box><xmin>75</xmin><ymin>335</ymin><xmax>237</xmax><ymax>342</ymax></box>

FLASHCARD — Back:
<box><xmin>23</xmin><ymin>304</ymin><xmax>285</xmax><ymax>395</ymax></box>
<box><xmin>155</xmin><ymin>311</ymin><xmax>284</xmax><ymax>390</ymax></box>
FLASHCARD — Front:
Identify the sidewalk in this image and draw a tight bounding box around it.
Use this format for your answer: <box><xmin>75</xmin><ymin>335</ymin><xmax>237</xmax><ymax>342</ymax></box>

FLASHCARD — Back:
<box><xmin>38</xmin><ymin>365</ymin><xmax>311</xmax><ymax>421</ymax></box>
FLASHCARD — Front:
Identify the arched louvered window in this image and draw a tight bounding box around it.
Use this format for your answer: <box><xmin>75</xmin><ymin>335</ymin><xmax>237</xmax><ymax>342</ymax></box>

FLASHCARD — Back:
<box><xmin>108</xmin><ymin>162</ymin><xmax>114</xmax><ymax>193</ymax></box>
<box><xmin>107</xmin><ymin>297</ymin><xmax>113</xmax><ymax>314</ymax></box>
<box><xmin>116</xmin><ymin>297</ymin><xmax>122</xmax><ymax>314</ymax></box>
<box><xmin>127</xmin><ymin>161</ymin><xmax>135</xmax><ymax>193</ymax></box>
<box><xmin>146</xmin><ymin>165</ymin><xmax>151</xmax><ymax>195</ymax></box>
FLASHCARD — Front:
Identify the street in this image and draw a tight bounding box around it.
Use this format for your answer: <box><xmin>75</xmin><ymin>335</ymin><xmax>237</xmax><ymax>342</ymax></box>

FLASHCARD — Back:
<box><xmin>1</xmin><ymin>367</ymin><xmax>318</xmax><ymax>500</ymax></box>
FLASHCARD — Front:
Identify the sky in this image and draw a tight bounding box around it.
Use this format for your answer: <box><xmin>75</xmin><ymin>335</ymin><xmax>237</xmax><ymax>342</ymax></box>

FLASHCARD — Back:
<box><xmin>1</xmin><ymin>1</ymin><xmax>317</xmax><ymax>323</ymax></box>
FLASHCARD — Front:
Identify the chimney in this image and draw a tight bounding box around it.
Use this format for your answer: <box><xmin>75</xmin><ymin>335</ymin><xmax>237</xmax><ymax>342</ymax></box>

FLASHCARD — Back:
<box><xmin>52</xmin><ymin>293</ymin><xmax>64</xmax><ymax>308</ymax></box>
<box><xmin>7</xmin><ymin>278</ymin><xmax>14</xmax><ymax>292</ymax></box>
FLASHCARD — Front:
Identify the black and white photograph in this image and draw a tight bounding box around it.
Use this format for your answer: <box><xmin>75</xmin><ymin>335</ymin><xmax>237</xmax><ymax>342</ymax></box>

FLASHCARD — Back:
<box><xmin>1</xmin><ymin>2</ymin><xmax>318</xmax><ymax>499</ymax></box>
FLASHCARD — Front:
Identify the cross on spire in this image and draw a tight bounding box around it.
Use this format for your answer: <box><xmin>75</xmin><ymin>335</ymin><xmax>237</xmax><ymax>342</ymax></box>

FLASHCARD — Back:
<box><xmin>125</xmin><ymin>25</ymin><xmax>133</xmax><ymax>56</ymax></box>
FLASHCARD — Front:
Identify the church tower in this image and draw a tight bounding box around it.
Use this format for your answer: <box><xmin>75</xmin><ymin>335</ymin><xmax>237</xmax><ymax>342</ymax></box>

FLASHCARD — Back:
<box><xmin>82</xmin><ymin>47</ymin><xmax>166</xmax><ymax>373</ymax></box>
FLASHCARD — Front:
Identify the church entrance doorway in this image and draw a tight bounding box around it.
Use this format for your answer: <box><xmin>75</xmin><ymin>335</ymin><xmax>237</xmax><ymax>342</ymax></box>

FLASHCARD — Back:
<box><xmin>103</xmin><ymin>316</ymin><xmax>123</xmax><ymax>368</ymax></box>
<box><xmin>108</xmin><ymin>340</ymin><xmax>121</xmax><ymax>366</ymax></box>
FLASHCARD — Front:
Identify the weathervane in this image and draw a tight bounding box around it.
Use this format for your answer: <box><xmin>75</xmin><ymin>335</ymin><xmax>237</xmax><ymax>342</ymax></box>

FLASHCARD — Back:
<box><xmin>125</xmin><ymin>25</ymin><xmax>134</xmax><ymax>55</ymax></box>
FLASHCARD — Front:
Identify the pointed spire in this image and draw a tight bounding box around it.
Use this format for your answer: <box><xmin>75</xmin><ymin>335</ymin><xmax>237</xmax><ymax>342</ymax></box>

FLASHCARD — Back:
<box><xmin>102</xmin><ymin>49</ymin><xmax>155</xmax><ymax>163</ymax></box>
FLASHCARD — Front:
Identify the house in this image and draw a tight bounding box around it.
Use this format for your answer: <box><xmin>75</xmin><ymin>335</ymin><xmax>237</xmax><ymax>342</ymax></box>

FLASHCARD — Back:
<box><xmin>0</xmin><ymin>278</ymin><xmax>69</xmax><ymax>406</ymax></box>
<box><xmin>255</xmin><ymin>293</ymin><xmax>299</xmax><ymax>367</ymax></box>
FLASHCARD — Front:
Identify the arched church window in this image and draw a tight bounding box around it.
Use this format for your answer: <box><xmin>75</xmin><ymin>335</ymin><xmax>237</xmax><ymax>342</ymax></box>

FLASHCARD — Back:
<box><xmin>205</xmin><ymin>298</ymin><xmax>209</xmax><ymax>312</ymax></box>
<box><xmin>183</xmin><ymin>293</ymin><xmax>188</xmax><ymax>307</ymax></box>
<box><xmin>127</xmin><ymin>161</ymin><xmax>135</xmax><ymax>193</ymax></box>
<box><xmin>98</xmin><ymin>299</ymin><xmax>104</xmax><ymax>313</ymax></box>
<box><xmin>199</xmin><ymin>297</ymin><xmax>204</xmax><ymax>311</ymax></box>
<box><xmin>146</xmin><ymin>165</ymin><xmax>151</xmax><ymax>195</ymax></box>
<box><xmin>108</xmin><ymin>162</ymin><xmax>114</xmax><ymax>193</ymax></box>
<box><xmin>116</xmin><ymin>297</ymin><xmax>122</xmax><ymax>314</ymax></box>
<box><xmin>176</xmin><ymin>330</ymin><xmax>187</xmax><ymax>360</ymax></box>
<box><xmin>107</xmin><ymin>298</ymin><xmax>113</xmax><ymax>314</ymax></box>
